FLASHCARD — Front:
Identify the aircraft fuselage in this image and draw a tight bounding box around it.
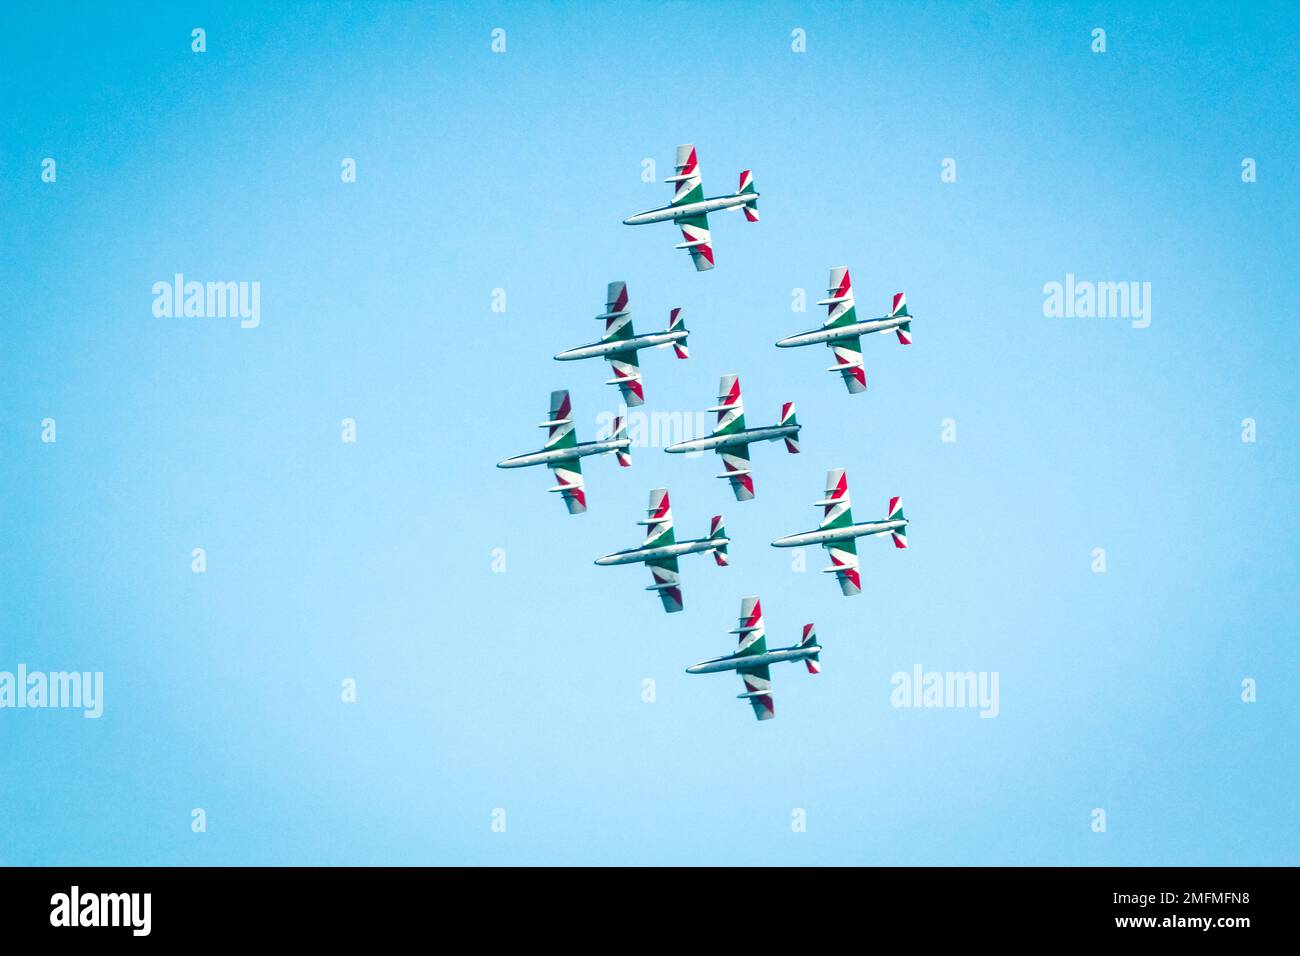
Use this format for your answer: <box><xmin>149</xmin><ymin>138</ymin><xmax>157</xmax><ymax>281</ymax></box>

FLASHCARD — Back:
<box><xmin>497</xmin><ymin>438</ymin><xmax>630</xmax><ymax>469</ymax></box>
<box><xmin>595</xmin><ymin>536</ymin><xmax>729</xmax><ymax>566</ymax></box>
<box><xmin>686</xmin><ymin>644</ymin><xmax>822</xmax><ymax>674</ymax></box>
<box><xmin>776</xmin><ymin>315</ymin><xmax>909</xmax><ymax>348</ymax></box>
<box><xmin>665</xmin><ymin>424</ymin><xmax>799</xmax><ymax>454</ymax></box>
<box><xmin>555</xmin><ymin>329</ymin><xmax>688</xmax><ymax>361</ymax></box>
<box><xmin>622</xmin><ymin>193</ymin><xmax>756</xmax><ymax>226</ymax></box>
<box><xmin>771</xmin><ymin>518</ymin><xmax>907</xmax><ymax>548</ymax></box>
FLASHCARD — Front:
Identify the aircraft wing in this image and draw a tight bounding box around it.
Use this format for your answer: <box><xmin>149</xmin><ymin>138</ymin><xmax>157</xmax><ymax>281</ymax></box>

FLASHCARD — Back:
<box><xmin>674</xmin><ymin>213</ymin><xmax>715</xmax><ymax>272</ymax></box>
<box><xmin>818</xmin><ymin>268</ymin><xmax>866</xmax><ymax>392</ymax></box>
<box><xmin>823</xmin><ymin>536</ymin><xmax>861</xmax><ymax>595</ymax></box>
<box><xmin>718</xmin><ymin>443</ymin><xmax>754</xmax><ymax>501</ymax></box>
<box><xmin>548</xmin><ymin>457</ymin><xmax>586</xmax><ymax>514</ymax></box>
<box><xmin>737</xmin><ymin>663</ymin><xmax>774</xmax><ymax>721</ymax></box>
<box><xmin>647</xmin><ymin>555</ymin><xmax>683</xmax><ymax>613</ymax></box>
<box><xmin>599</xmin><ymin>281</ymin><xmax>645</xmax><ymax>405</ymax></box>
<box><xmin>827</xmin><ymin>334</ymin><xmax>867</xmax><ymax>393</ymax></box>
<box><xmin>542</xmin><ymin>390</ymin><xmax>585</xmax><ymax>513</ymax></box>
<box><xmin>606</xmin><ymin>348</ymin><xmax>644</xmax><ymax>407</ymax></box>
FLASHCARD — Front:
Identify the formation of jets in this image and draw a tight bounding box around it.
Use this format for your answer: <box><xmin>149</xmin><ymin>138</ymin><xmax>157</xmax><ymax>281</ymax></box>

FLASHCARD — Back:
<box><xmin>498</xmin><ymin>142</ymin><xmax>923</xmax><ymax>720</ymax></box>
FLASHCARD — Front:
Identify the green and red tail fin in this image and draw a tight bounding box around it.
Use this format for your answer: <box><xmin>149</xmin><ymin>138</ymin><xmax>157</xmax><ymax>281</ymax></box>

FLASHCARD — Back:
<box><xmin>888</xmin><ymin>496</ymin><xmax>907</xmax><ymax>548</ymax></box>
<box><xmin>780</xmin><ymin>401</ymin><xmax>800</xmax><ymax>453</ymax></box>
<box><xmin>709</xmin><ymin>514</ymin><xmax>729</xmax><ymax>566</ymax></box>
<box><xmin>737</xmin><ymin>169</ymin><xmax>759</xmax><ymax>222</ymax></box>
<box><xmin>612</xmin><ymin>415</ymin><xmax>631</xmax><ymax>468</ymax></box>
<box><xmin>668</xmin><ymin>307</ymin><xmax>689</xmax><ymax>359</ymax></box>
<box><xmin>799</xmin><ymin>623</ymin><xmax>820</xmax><ymax>674</ymax></box>
<box><xmin>888</xmin><ymin>292</ymin><xmax>912</xmax><ymax>345</ymax></box>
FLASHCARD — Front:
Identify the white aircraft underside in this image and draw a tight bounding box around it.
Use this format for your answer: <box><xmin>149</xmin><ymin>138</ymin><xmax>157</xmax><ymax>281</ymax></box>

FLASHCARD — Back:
<box><xmin>555</xmin><ymin>329</ymin><xmax>688</xmax><ymax>361</ymax></box>
<box><xmin>771</xmin><ymin>519</ymin><xmax>906</xmax><ymax>548</ymax></box>
<box><xmin>594</xmin><ymin>536</ymin><xmax>728</xmax><ymax>566</ymax></box>
<box><xmin>776</xmin><ymin>315</ymin><xmax>909</xmax><ymax>348</ymax></box>
<box><xmin>665</xmin><ymin>423</ymin><xmax>799</xmax><ymax>454</ymax></box>
<box><xmin>622</xmin><ymin>193</ymin><xmax>752</xmax><ymax>225</ymax></box>
<box><xmin>686</xmin><ymin>644</ymin><xmax>822</xmax><ymax>674</ymax></box>
<box><xmin>497</xmin><ymin>438</ymin><xmax>631</xmax><ymax>469</ymax></box>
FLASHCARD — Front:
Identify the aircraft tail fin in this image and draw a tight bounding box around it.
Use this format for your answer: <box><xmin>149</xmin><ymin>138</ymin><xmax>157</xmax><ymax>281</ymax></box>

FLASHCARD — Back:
<box><xmin>737</xmin><ymin>170</ymin><xmax>759</xmax><ymax>222</ymax></box>
<box><xmin>800</xmin><ymin>623</ymin><xmax>820</xmax><ymax>674</ymax></box>
<box><xmin>611</xmin><ymin>415</ymin><xmax>631</xmax><ymax>468</ymax></box>
<box><xmin>668</xmin><ymin>307</ymin><xmax>689</xmax><ymax>359</ymax></box>
<box><xmin>709</xmin><ymin>514</ymin><xmax>729</xmax><ymax>566</ymax></box>
<box><xmin>889</xmin><ymin>293</ymin><xmax>912</xmax><ymax>344</ymax></box>
<box><xmin>888</xmin><ymin>496</ymin><xmax>907</xmax><ymax>548</ymax></box>
<box><xmin>780</xmin><ymin>401</ymin><xmax>800</xmax><ymax>453</ymax></box>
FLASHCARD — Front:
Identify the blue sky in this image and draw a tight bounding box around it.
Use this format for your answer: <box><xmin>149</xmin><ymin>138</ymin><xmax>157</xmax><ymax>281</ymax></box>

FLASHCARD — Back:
<box><xmin>1</xmin><ymin>1</ymin><xmax>1297</xmax><ymax>865</ymax></box>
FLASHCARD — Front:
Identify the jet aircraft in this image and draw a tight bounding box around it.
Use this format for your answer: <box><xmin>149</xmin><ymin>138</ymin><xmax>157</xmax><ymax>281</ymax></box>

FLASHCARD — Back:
<box><xmin>622</xmin><ymin>144</ymin><xmax>758</xmax><ymax>271</ymax></box>
<box><xmin>497</xmin><ymin>390</ymin><xmax>631</xmax><ymax>514</ymax></box>
<box><xmin>664</xmin><ymin>374</ymin><xmax>799</xmax><ymax>500</ymax></box>
<box><xmin>554</xmin><ymin>281</ymin><xmax>688</xmax><ymax>407</ymax></box>
<box><xmin>776</xmin><ymin>267</ymin><xmax>913</xmax><ymax>393</ymax></box>
<box><xmin>771</xmin><ymin>469</ymin><xmax>907</xmax><ymax>595</ymax></box>
<box><xmin>685</xmin><ymin>596</ymin><xmax>820</xmax><ymax>721</ymax></box>
<box><xmin>594</xmin><ymin>488</ymin><xmax>728</xmax><ymax>613</ymax></box>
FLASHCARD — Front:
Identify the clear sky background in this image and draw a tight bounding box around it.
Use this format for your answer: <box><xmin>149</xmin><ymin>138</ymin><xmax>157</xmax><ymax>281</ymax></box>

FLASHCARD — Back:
<box><xmin>1</xmin><ymin>1</ymin><xmax>1296</xmax><ymax>865</ymax></box>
